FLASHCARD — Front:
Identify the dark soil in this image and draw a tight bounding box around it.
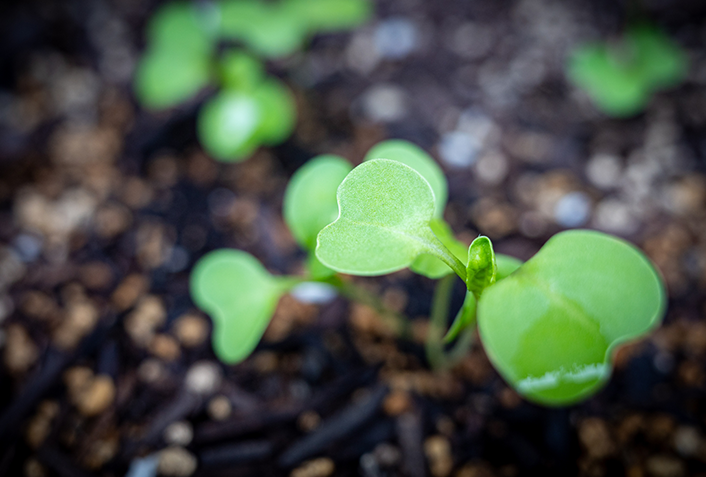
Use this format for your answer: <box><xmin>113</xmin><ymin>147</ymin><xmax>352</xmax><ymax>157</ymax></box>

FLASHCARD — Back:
<box><xmin>1</xmin><ymin>1</ymin><xmax>706</xmax><ymax>476</ymax></box>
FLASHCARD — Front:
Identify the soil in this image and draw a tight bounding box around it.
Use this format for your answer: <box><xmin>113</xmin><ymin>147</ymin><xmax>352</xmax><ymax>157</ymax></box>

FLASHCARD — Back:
<box><xmin>1</xmin><ymin>0</ymin><xmax>706</xmax><ymax>476</ymax></box>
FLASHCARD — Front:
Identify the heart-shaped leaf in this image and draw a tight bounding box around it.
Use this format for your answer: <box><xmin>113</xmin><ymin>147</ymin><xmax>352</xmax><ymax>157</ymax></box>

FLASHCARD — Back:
<box><xmin>316</xmin><ymin>159</ymin><xmax>464</xmax><ymax>277</ymax></box>
<box><xmin>284</xmin><ymin>155</ymin><xmax>352</xmax><ymax>251</ymax></box>
<box><xmin>477</xmin><ymin>230</ymin><xmax>666</xmax><ymax>405</ymax></box>
<box><xmin>364</xmin><ymin>140</ymin><xmax>448</xmax><ymax>217</ymax></box>
<box><xmin>190</xmin><ymin>249</ymin><xmax>294</xmax><ymax>363</ymax></box>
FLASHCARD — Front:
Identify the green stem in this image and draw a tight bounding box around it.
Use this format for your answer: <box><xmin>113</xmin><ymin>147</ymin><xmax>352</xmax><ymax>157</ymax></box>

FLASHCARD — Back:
<box><xmin>322</xmin><ymin>275</ymin><xmax>411</xmax><ymax>338</ymax></box>
<box><xmin>425</xmin><ymin>273</ymin><xmax>455</xmax><ymax>370</ymax></box>
<box><xmin>421</xmin><ymin>228</ymin><xmax>467</xmax><ymax>282</ymax></box>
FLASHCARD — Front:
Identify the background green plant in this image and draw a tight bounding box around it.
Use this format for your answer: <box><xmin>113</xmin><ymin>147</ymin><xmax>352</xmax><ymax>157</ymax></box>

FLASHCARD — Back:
<box><xmin>134</xmin><ymin>0</ymin><xmax>371</xmax><ymax>162</ymax></box>
<box><xmin>567</xmin><ymin>23</ymin><xmax>688</xmax><ymax>117</ymax></box>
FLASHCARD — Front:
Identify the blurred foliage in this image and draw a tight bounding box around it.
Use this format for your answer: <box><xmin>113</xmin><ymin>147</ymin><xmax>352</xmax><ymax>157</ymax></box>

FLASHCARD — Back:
<box><xmin>134</xmin><ymin>0</ymin><xmax>371</xmax><ymax>161</ymax></box>
<box><xmin>567</xmin><ymin>24</ymin><xmax>688</xmax><ymax>117</ymax></box>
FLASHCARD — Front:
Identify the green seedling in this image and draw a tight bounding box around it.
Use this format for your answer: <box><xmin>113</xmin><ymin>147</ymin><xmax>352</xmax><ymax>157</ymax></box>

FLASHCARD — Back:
<box><xmin>134</xmin><ymin>0</ymin><xmax>371</xmax><ymax>161</ymax></box>
<box><xmin>190</xmin><ymin>249</ymin><xmax>300</xmax><ymax>362</ymax></box>
<box><xmin>191</xmin><ymin>139</ymin><xmax>452</xmax><ymax>362</ymax></box>
<box><xmin>568</xmin><ymin>24</ymin><xmax>688</xmax><ymax>117</ymax></box>
<box><xmin>316</xmin><ymin>159</ymin><xmax>666</xmax><ymax>405</ymax></box>
<box><xmin>191</xmin><ymin>139</ymin><xmax>666</xmax><ymax>406</ymax></box>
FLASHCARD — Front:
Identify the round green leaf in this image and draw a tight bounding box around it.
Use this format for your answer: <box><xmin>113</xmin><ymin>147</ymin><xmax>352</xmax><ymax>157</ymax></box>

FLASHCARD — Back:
<box><xmin>284</xmin><ymin>154</ymin><xmax>352</xmax><ymax>251</ymax></box>
<box><xmin>134</xmin><ymin>49</ymin><xmax>211</xmax><ymax>110</ymax></box>
<box><xmin>629</xmin><ymin>24</ymin><xmax>688</xmax><ymax>90</ymax></box>
<box><xmin>252</xmin><ymin>78</ymin><xmax>297</xmax><ymax>145</ymax></box>
<box><xmin>197</xmin><ymin>89</ymin><xmax>261</xmax><ymax>162</ymax></box>
<box><xmin>316</xmin><ymin>159</ymin><xmax>455</xmax><ymax>276</ymax></box>
<box><xmin>477</xmin><ymin>230</ymin><xmax>666</xmax><ymax>406</ymax></box>
<box><xmin>284</xmin><ymin>0</ymin><xmax>373</xmax><ymax>33</ymax></box>
<box><xmin>365</xmin><ymin>140</ymin><xmax>448</xmax><ymax>217</ymax></box>
<box><xmin>190</xmin><ymin>249</ymin><xmax>288</xmax><ymax>364</ymax></box>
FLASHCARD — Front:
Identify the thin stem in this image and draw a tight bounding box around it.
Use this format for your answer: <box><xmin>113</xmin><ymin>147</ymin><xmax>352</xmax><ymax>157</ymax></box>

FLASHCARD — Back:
<box><xmin>425</xmin><ymin>273</ymin><xmax>455</xmax><ymax>370</ymax></box>
<box><xmin>420</xmin><ymin>228</ymin><xmax>467</xmax><ymax>282</ymax></box>
<box><xmin>322</xmin><ymin>275</ymin><xmax>411</xmax><ymax>338</ymax></box>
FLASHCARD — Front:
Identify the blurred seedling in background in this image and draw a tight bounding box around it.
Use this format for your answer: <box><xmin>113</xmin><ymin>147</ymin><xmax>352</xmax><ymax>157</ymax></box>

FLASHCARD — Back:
<box><xmin>191</xmin><ymin>140</ymin><xmax>667</xmax><ymax>406</ymax></box>
<box><xmin>134</xmin><ymin>0</ymin><xmax>371</xmax><ymax>161</ymax></box>
<box><xmin>567</xmin><ymin>23</ymin><xmax>688</xmax><ymax>117</ymax></box>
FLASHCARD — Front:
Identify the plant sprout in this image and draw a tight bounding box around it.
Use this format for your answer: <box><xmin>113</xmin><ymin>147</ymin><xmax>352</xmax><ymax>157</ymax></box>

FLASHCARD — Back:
<box><xmin>316</xmin><ymin>159</ymin><xmax>666</xmax><ymax>405</ymax></box>
<box><xmin>191</xmin><ymin>139</ymin><xmax>666</xmax><ymax>406</ymax></box>
<box><xmin>134</xmin><ymin>0</ymin><xmax>371</xmax><ymax>161</ymax></box>
<box><xmin>568</xmin><ymin>24</ymin><xmax>688</xmax><ymax>117</ymax></box>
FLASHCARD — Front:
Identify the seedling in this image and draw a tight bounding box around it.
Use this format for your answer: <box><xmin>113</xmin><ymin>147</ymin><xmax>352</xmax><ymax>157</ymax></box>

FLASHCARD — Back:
<box><xmin>134</xmin><ymin>0</ymin><xmax>371</xmax><ymax>161</ymax></box>
<box><xmin>190</xmin><ymin>140</ymin><xmax>666</xmax><ymax>406</ymax></box>
<box><xmin>567</xmin><ymin>24</ymin><xmax>688</xmax><ymax>117</ymax></box>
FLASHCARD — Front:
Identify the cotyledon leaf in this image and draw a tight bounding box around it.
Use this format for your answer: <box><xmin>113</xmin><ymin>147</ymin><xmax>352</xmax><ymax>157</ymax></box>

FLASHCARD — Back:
<box><xmin>466</xmin><ymin>236</ymin><xmax>496</xmax><ymax>298</ymax></box>
<box><xmin>316</xmin><ymin>159</ymin><xmax>465</xmax><ymax>278</ymax></box>
<box><xmin>364</xmin><ymin>140</ymin><xmax>448</xmax><ymax>217</ymax></box>
<box><xmin>190</xmin><ymin>249</ymin><xmax>297</xmax><ymax>364</ymax></box>
<box><xmin>477</xmin><ymin>230</ymin><xmax>666</xmax><ymax>406</ymax></box>
<box><xmin>284</xmin><ymin>154</ymin><xmax>352</xmax><ymax>251</ymax></box>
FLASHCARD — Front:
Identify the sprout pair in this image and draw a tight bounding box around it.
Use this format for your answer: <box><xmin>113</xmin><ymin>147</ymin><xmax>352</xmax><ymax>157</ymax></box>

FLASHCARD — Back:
<box><xmin>192</xmin><ymin>140</ymin><xmax>667</xmax><ymax>406</ymax></box>
<box><xmin>568</xmin><ymin>24</ymin><xmax>687</xmax><ymax>117</ymax></box>
<box><xmin>134</xmin><ymin>0</ymin><xmax>371</xmax><ymax>161</ymax></box>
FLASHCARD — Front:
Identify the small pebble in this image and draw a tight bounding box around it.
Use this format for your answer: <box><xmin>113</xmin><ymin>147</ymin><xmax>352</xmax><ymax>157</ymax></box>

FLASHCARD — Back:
<box><xmin>424</xmin><ymin>435</ymin><xmax>453</xmax><ymax>477</ymax></box>
<box><xmin>125</xmin><ymin>454</ymin><xmax>159</xmax><ymax>477</ymax></box>
<box><xmin>438</xmin><ymin>131</ymin><xmax>482</xmax><ymax>168</ymax></box>
<box><xmin>164</xmin><ymin>421</ymin><xmax>193</xmax><ymax>446</ymax></box>
<box><xmin>374</xmin><ymin>18</ymin><xmax>418</xmax><ymax>59</ymax></box>
<box><xmin>553</xmin><ymin>191</ymin><xmax>591</xmax><ymax>228</ymax></box>
<box><xmin>172</xmin><ymin>313</ymin><xmax>209</xmax><ymax>348</ymax></box>
<box><xmin>207</xmin><ymin>395</ymin><xmax>232</xmax><ymax>421</ymax></box>
<box><xmin>297</xmin><ymin>410</ymin><xmax>321</xmax><ymax>432</ymax></box>
<box><xmin>185</xmin><ymin>361</ymin><xmax>222</xmax><ymax>395</ymax></box>
<box><xmin>360</xmin><ymin>84</ymin><xmax>407</xmax><ymax>123</ymax></box>
<box><xmin>290</xmin><ymin>457</ymin><xmax>335</xmax><ymax>477</ymax></box>
<box><xmin>593</xmin><ymin>199</ymin><xmax>640</xmax><ymax>235</ymax></box>
<box><xmin>13</xmin><ymin>234</ymin><xmax>43</xmax><ymax>262</ymax></box>
<box><xmin>645</xmin><ymin>455</ymin><xmax>685</xmax><ymax>477</ymax></box>
<box><xmin>4</xmin><ymin>324</ymin><xmax>38</xmax><ymax>374</ymax></box>
<box><xmin>578</xmin><ymin>418</ymin><xmax>615</xmax><ymax>459</ymax></box>
<box><xmin>586</xmin><ymin>153</ymin><xmax>622</xmax><ymax>189</ymax></box>
<box><xmin>124</xmin><ymin>295</ymin><xmax>166</xmax><ymax>348</ymax></box>
<box><xmin>149</xmin><ymin>334</ymin><xmax>181</xmax><ymax>361</ymax></box>
<box><xmin>474</xmin><ymin>151</ymin><xmax>508</xmax><ymax>185</ymax></box>
<box><xmin>673</xmin><ymin>426</ymin><xmax>701</xmax><ymax>456</ymax></box>
<box><xmin>373</xmin><ymin>443</ymin><xmax>401</xmax><ymax>467</ymax></box>
<box><xmin>75</xmin><ymin>375</ymin><xmax>116</xmax><ymax>417</ymax></box>
<box><xmin>111</xmin><ymin>274</ymin><xmax>149</xmax><ymax>311</ymax></box>
<box><xmin>158</xmin><ymin>446</ymin><xmax>197</xmax><ymax>477</ymax></box>
<box><xmin>24</xmin><ymin>458</ymin><xmax>46</xmax><ymax>477</ymax></box>
<box><xmin>137</xmin><ymin>358</ymin><xmax>167</xmax><ymax>384</ymax></box>
<box><xmin>383</xmin><ymin>389</ymin><xmax>412</xmax><ymax>416</ymax></box>
<box><xmin>290</xmin><ymin>282</ymin><xmax>338</xmax><ymax>304</ymax></box>
<box><xmin>25</xmin><ymin>401</ymin><xmax>59</xmax><ymax>448</ymax></box>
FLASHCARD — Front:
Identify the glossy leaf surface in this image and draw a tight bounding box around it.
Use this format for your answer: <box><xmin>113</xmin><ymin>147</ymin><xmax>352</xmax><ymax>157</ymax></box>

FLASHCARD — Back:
<box><xmin>284</xmin><ymin>155</ymin><xmax>352</xmax><ymax>250</ymax></box>
<box><xmin>316</xmin><ymin>160</ymin><xmax>459</xmax><ymax>276</ymax></box>
<box><xmin>190</xmin><ymin>249</ymin><xmax>291</xmax><ymax>363</ymax></box>
<box><xmin>365</xmin><ymin>140</ymin><xmax>447</xmax><ymax>217</ymax></box>
<box><xmin>477</xmin><ymin>230</ymin><xmax>666</xmax><ymax>405</ymax></box>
